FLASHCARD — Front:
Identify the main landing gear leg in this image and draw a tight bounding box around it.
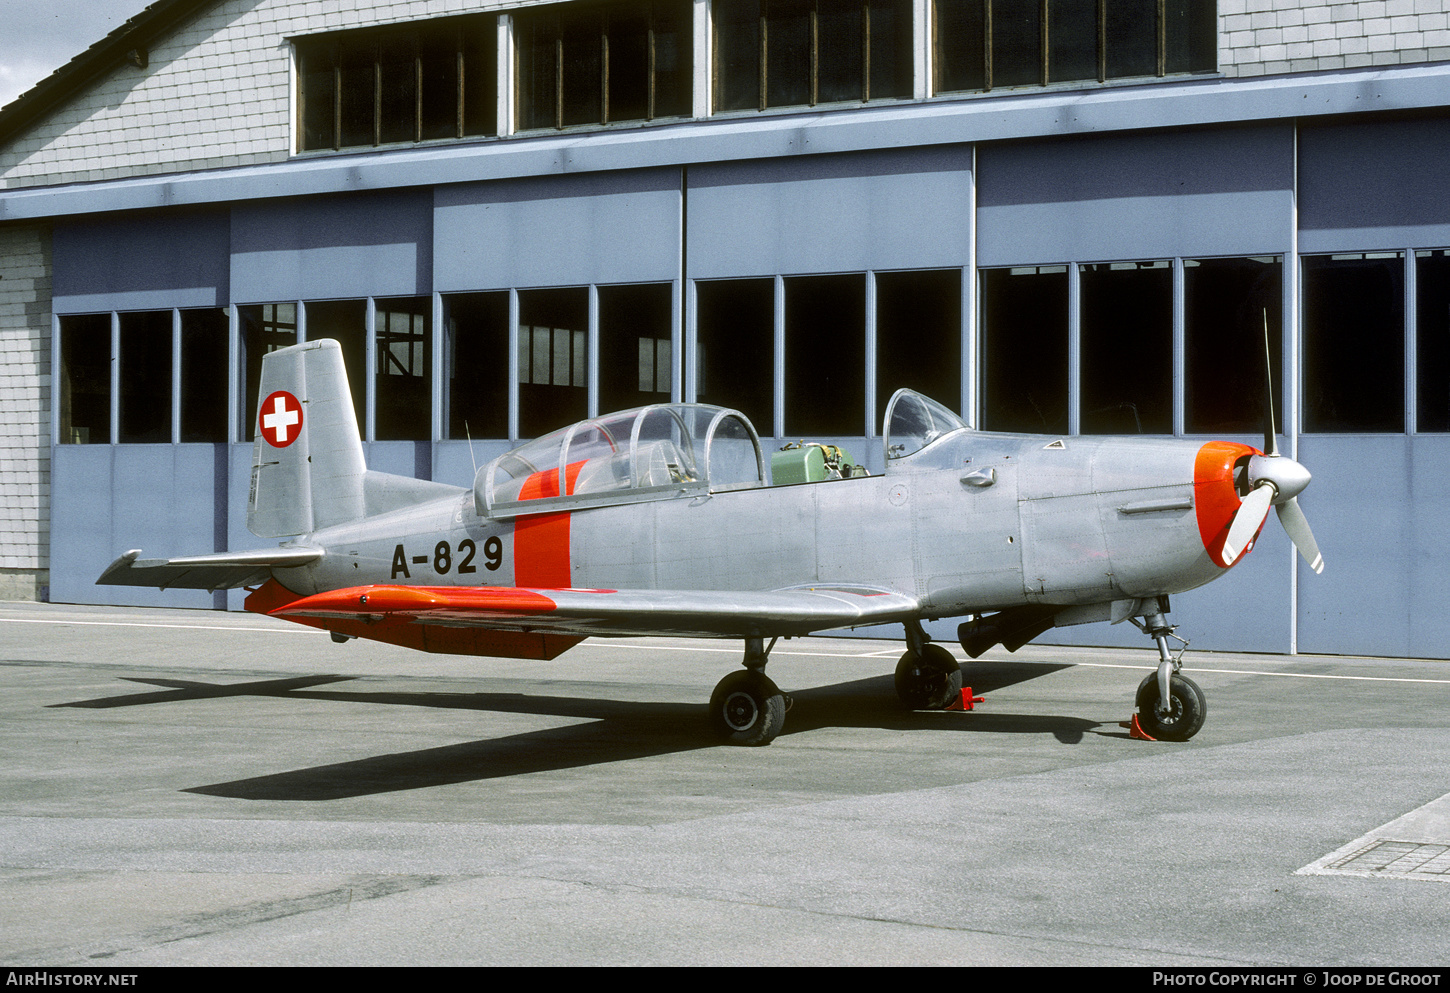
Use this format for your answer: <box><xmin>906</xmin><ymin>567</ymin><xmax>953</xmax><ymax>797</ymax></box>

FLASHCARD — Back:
<box><xmin>895</xmin><ymin>620</ymin><xmax>964</xmax><ymax>711</ymax></box>
<box><xmin>1129</xmin><ymin>607</ymin><xmax>1206</xmax><ymax>742</ymax></box>
<box><xmin>709</xmin><ymin>636</ymin><xmax>790</xmax><ymax>746</ymax></box>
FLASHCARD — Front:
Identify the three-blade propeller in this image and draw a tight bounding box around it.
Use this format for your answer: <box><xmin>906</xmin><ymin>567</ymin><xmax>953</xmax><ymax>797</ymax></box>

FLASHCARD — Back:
<box><xmin>1220</xmin><ymin>321</ymin><xmax>1325</xmax><ymax>574</ymax></box>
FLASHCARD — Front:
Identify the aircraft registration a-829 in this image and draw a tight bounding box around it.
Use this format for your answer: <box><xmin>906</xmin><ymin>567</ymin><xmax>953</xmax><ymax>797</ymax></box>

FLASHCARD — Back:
<box><xmin>100</xmin><ymin>338</ymin><xmax>1323</xmax><ymax>745</ymax></box>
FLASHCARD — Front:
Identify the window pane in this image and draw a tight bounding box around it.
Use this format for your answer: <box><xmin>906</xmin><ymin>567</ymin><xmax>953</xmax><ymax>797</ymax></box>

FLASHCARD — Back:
<box><xmin>561</xmin><ymin>11</ymin><xmax>603</xmax><ymax>128</ymax></box>
<box><xmin>240</xmin><ymin>303</ymin><xmax>298</xmax><ymax>441</ymax></box>
<box><xmin>991</xmin><ymin>0</ymin><xmax>1042</xmax><ymax>88</ymax></box>
<box><xmin>1080</xmin><ymin>261</ymin><xmax>1173</xmax><ymax>434</ymax></box>
<box><xmin>517</xmin><ymin>13</ymin><xmax>559</xmax><ymax>129</ymax></box>
<box><xmin>1163</xmin><ymin>0</ymin><xmax>1216</xmax><ymax>73</ymax></box>
<box><xmin>816</xmin><ymin>0</ymin><xmax>863</xmax><ymax>104</ymax></box>
<box><xmin>1047</xmin><ymin>0</ymin><xmax>1098</xmax><ymax>83</ymax></box>
<box><xmin>338</xmin><ymin>38</ymin><xmax>376</xmax><ymax>148</ymax></box>
<box><xmin>1184</xmin><ymin>257</ymin><xmax>1283</xmax><ymax>435</ymax></box>
<box><xmin>876</xmin><ymin>269</ymin><xmax>962</xmax><ymax>427</ymax></box>
<box><xmin>784</xmin><ymin>273</ymin><xmax>866</xmax><ymax>436</ymax></box>
<box><xmin>1303</xmin><ymin>254</ymin><xmax>1405</xmax><ymax>433</ymax></box>
<box><xmin>766</xmin><ymin>0</ymin><xmax>812</xmax><ymax>108</ymax></box>
<box><xmin>1417</xmin><ymin>251</ymin><xmax>1450</xmax><ymax>432</ymax></box>
<box><xmin>608</xmin><ymin>10</ymin><xmax>651</xmax><ymax>122</ymax></box>
<box><xmin>376</xmin><ymin>297</ymin><xmax>431</xmax><ymax>441</ymax></box>
<box><xmin>180</xmin><ymin>308</ymin><xmax>229</xmax><ymax>443</ymax></box>
<box><xmin>378</xmin><ymin>34</ymin><xmax>417</xmax><ymax>144</ymax></box>
<box><xmin>462</xmin><ymin>21</ymin><xmax>499</xmax><ymax>136</ymax></box>
<box><xmin>444</xmin><ymin>292</ymin><xmax>509</xmax><ymax>439</ymax></box>
<box><xmin>600</xmin><ymin>283</ymin><xmax>673</xmax><ymax>413</ymax></box>
<box><xmin>299</xmin><ymin>47</ymin><xmax>337</xmax><ymax>150</ymax></box>
<box><xmin>59</xmin><ymin>314</ymin><xmax>111</xmax><ymax>445</ymax></box>
<box><xmin>1104</xmin><ymin>0</ymin><xmax>1158</xmax><ymax>78</ymax></box>
<box><xmin>981</xmin><ymin>266</ymin><xmax>1068</xmax><ymax>433</ymax></box>
<box><xmin>119</xmin><ymin>311</ymin><xmax>173</xmax><ymax>444</ymax></box>
<box><xmin>306</xmin><ymin>299</ymin><xmax>368</xmax><ymax>430</ymax></box>
<box><xmin>518</xmin><ymin>288</ymin><xmax>589</xmax><ymax>437</ymax></box>
<box><xmin>869</xmin><ymin>0</ymin><xmax>914</xmax><ymax>100</ymax></box>
<box><xmin>934</xmin><ymin>0</ymin><xmax>986</xmax><ymax>93</ymax></box>
<box><xmin>419</xmin><ymin>25</ymin><xmax>461</xmax><ymax>141</ymax></box>
<box><xmin>715</xmin><ymin>0</ymin><xmax>762</xmax><ymax>111</ymax></box>
<box><xmin>652</xmin><ymin>1</ymin><xmax>692</xmax><ymax>117</ymax></box>
<box><xmin>695</xmin><ymin>279</ymin><xmax>774</xmax><ymax>432</ymax></box>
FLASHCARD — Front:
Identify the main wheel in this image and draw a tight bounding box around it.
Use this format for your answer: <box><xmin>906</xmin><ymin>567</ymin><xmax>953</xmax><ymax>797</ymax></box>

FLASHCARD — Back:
<box><xmin>1134</xmin><ymin>672</ymin><xmax>1207</xmax><ymax>741</ymax></box>
<box><xmin>895</xmin><ymin>644</ymin><xmax>964</xmax><ymax>711</ymax></box>
<box><xmin>709</xmin><ymin>670</ymin><xmax>787</xmax><ymax>746</ymax></box>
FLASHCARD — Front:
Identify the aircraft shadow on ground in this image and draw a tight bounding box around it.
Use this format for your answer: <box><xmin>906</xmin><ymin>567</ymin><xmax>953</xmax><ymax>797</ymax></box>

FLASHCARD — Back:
<box><xmin>50</xmin><ymin>661</ymin><xmax>1092</xmax><ymax>801</ymax></box>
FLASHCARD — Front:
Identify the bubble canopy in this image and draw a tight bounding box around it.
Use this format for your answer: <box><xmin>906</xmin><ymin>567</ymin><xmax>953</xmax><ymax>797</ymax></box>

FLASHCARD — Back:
<box><xmin>475</xmin><ymin>404</ymin><xmax>767</xmax><ymax>518</ymax></box>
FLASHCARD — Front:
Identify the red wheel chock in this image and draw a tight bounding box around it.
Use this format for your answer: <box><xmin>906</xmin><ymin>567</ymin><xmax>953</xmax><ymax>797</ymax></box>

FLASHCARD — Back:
<box><xmin>946</xmin><ymin>688</ymin><xmax>986</xmax><ymax>711</ymax></box>
<box><xmin>1120</xmin><ymin>714</ymin><xmax>1157</xmax><ymax>740</ymax></box>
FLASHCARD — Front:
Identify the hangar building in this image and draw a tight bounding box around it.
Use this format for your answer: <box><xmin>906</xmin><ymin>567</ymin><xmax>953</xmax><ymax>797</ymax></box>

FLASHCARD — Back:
<box><xmin>1</xmin><ymin>0</ymin><xmax>1448</xmax><ymax>657</ymax></box>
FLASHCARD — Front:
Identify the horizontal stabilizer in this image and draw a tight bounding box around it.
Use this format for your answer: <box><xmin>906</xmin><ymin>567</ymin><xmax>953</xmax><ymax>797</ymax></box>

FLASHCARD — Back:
<box><xmin>97</xmin><ymin>548</ymin><xmax>323</xmax><ymax>592</ymax></box>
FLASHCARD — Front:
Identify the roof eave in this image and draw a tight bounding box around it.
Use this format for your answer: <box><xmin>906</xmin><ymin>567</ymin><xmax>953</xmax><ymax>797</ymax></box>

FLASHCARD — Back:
<box><xmin>0</xmin><ymin>0</ymin><xmax>219</xmax><ymax>149</ymax></box>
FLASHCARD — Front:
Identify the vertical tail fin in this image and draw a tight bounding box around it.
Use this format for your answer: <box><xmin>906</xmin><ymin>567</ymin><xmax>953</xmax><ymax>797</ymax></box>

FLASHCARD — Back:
<box><xmin>248</xmin><ymin>340</ymin><xmax>366</xmax><ymax>537</ymax></box>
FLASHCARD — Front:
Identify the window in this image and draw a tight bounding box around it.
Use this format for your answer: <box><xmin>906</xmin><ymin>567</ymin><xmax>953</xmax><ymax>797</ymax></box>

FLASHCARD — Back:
<box><xmin>784</xmin><ymin>273</ymin><xmax>866</xmax><ymax>435</ymax></box>
<box><xmin>1079</xmin><ymin>260</ymin><xmax>1172</xmax><ymax>434</ymax></box>
<box><xmin>445</xmin><ymin>292</ymin><xmax>510</xmax><ymax>440</ymax></box>
<box><xmin>695</xmin><ymin>279</ymin><xmax>775</xmax><ymax>433</ymax></box>
<box><xmin>180</xmin><ymin>309</ymin><xmax>229</xmax><ymax>443</ymax></box>
<box><xmin>516</xmin><ymin>0</ymin><xmax>692</xmax><ymax>131</ymax></box>
<box><xmin>240</xmin><ymin>304</ymin><xmax>298</xmax><ymax>441</ymax></box>
<box><xmin>1183</xmin><ymin>257</ymin><xmax>1282</xmax><ymax>435</ymax></box>
<box><xmin>599</xmin><ymin>283</ymin><xmax>674</xmax><ymax>413</ymax></box>
<box><xmin>713</xmin><ymin>0</ymin><xmax>913</xmax><ymax>113</ymax></box>
<box><xmin>1303</xmin><ymin>253</ymin><xmax>1405</xmax><ymax>433</ymax></box>
<box><xmin>934</xmin><ymin>0</ymin><xmax>1216</xmax><ymax>94</ymax></box>
<box><xmin>376</xmin><ymin>298</ymin><xmax>431</xmax><ymax>441</ymax></box>
<box><xmin>59</xmin><ymin>314</ymin><xmax>111</xmax><ymax>445</ymax></box>
<box><xmin>875</xmin><ymin>269</ymin><xmax>962</xmax><ymax>427</ymax></box>
<box><xmin>980</xmin><ymin>266</ymin><xmax>1068</xmax><ymax>433</ymax></box>
<box><xmin>1416</xmin><ymin>250</ymin><xmax>1450</xmax><ymax>433</ymax></box>
<box><xmin>306</xmin><ymin>300</ymin><xmax>368</xmax><ymax>431</ymax></box>
<box><xmin>297</xmin><ymin>15</ymin><xmax>497</xmax><ymax>151</ymax></box>
<box><xmin>118</xmin><ymin>311</ymin><xmax>173</xmax><ymax>444</ymax></box>
<box><xmin>518</xmin><ymin>288</ymin><xmax>589</xmax><ymax>437</ymax></box>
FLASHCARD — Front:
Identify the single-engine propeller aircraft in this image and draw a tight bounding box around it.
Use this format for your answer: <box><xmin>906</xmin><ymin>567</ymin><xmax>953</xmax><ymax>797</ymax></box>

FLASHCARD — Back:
<box><xmin>100</xmin><ymin>338</ymin><xmax>1323</xmax><ymax>745</ymax></box>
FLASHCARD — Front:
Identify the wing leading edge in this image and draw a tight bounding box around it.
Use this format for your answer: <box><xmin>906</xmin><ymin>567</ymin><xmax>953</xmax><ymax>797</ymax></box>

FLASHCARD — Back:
<box><xmin>266</xmin><ymin>583</ymin><xmax>922</xmax><ymax>641</ymax></box>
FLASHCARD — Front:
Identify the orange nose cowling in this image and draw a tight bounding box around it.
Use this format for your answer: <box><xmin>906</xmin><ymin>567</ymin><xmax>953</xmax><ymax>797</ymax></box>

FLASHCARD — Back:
<box><xmin>1194</xmin><ymin>441</ymin><xmax>1260</xmax><ymax>569</ymax></box>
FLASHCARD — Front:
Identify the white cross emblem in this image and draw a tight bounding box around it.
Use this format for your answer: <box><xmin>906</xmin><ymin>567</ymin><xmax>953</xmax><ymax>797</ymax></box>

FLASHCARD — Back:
<box><xmin>260</xmin><ymin>391</ymin><xmax>303</xmax><ymax>447</ymax></box>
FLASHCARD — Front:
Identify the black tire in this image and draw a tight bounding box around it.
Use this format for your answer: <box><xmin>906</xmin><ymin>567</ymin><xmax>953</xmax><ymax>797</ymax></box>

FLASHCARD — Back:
<box><xmin>894</xmin><ymin>644</ymin><xmax>964</xmax><ymax>711</ymax></box>
<box><xmin>709</xmin><ymin>670</ymin><xmax>787</xmax><ymax>746</ymax></box>
<box><xmin>1135</xmin><ymin>672</ymin><xmax>1207</xmax><ymax>741</ymax></box>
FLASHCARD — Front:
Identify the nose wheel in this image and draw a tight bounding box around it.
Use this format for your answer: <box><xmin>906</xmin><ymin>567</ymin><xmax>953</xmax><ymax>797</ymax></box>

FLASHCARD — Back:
<box><xmin>1129</xmin><ymin>604</ymin><xmax>1207</xmax><ymax>741</ymax></box>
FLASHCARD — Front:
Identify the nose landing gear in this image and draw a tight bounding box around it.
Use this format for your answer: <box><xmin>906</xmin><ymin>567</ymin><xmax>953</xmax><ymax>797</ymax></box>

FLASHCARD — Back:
<box><xmin>1128</xmin><ymin>608</ymin><xmax>1206</xmax><ymax>742</ymax></box>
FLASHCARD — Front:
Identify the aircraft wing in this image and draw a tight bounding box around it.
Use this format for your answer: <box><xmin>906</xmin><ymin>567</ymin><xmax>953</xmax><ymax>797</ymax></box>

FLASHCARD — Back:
<box><xmin>97</xmin><ymin>548</ymin><xmax>324</xmax><ymax>592</ymax></box>
<box><xmin>267</xmin><ymin>583</ymin><xmax>921</xmax><ymax>640</ymax></box>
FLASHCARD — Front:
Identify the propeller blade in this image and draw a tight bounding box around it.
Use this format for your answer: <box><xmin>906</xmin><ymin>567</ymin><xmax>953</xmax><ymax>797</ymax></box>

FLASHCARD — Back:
<box><xmin>1276</xmin><ymin>498</ymin><xmax>1325</xmax><ymax>574</ymax></box>
<box><xmin>1261</xmin><ymin>312</ymin><xmax>1280</xmax><ymax>458</ymax></box>
<box><xmin>1222</xmin><ymin>482</ymin><xmax>1274</xmax><ymax>566</ymax></box>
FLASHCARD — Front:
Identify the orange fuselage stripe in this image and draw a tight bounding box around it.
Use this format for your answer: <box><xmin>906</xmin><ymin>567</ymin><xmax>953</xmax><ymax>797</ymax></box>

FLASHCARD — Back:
<box><xmin>513</xmin><ymin>460</ymin><xmax>585</xmax><ymax>588</ymax></box>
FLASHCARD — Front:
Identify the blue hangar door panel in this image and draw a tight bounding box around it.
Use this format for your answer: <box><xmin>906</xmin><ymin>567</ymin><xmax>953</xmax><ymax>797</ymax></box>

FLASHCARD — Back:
<box><xmin>684</xmin><ymin>146</ymin><xmax>974</xmax><ymax>279</ymax></box>
<box><xmin>975</xmin><ymin>124</ymin><xmax>1295</xmax><ymax>267</ymax></box>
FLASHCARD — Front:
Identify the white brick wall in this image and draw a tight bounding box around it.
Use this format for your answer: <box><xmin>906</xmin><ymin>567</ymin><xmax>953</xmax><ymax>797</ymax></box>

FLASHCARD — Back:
<box><xmin>0</xmin><ymin>0</ymin><xmax>509</xmax><ymax>191</ymax></box>
<box><xmin>0</xmin><ymin>223</ymin><xmax>50</xmax><ymax>599</ymax></box>
<box><xmin>1220</xmin><ymin>0</ymin><xmax>1450</xmax><ymax>75</ymax></box>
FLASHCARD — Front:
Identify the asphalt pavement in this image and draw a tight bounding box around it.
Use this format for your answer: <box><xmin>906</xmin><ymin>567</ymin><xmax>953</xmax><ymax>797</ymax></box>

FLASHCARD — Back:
<box><xmin>1</xmin><ymin>600</ymin><xmax>1447</xmax><ymax>967</ymax></box>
